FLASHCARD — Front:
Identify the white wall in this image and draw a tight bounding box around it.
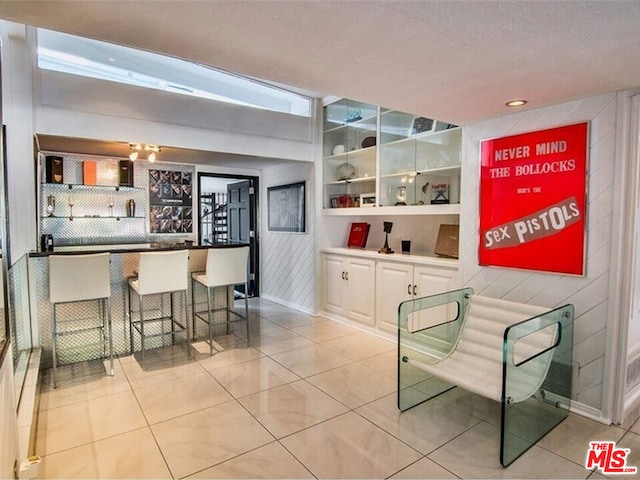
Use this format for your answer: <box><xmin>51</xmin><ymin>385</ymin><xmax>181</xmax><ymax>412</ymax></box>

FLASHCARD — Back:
<box><xmin>36</xmin><ymin>70</ymin><xmax>314</xmax><ymax>162</ymax></box>
<box><xmin>261</xmin><ymin>161</ymin><xmax>315</xmax><ymax>313</ymax></box>
<box><xmin>0</xmin><ymin>22</ymin><xmax>37</xmax><ymax>262</ymax></box>
<box><xmin>460</xmin><ymin>93</ymin><xmax>619</xmax><ymax>418</ymax></box>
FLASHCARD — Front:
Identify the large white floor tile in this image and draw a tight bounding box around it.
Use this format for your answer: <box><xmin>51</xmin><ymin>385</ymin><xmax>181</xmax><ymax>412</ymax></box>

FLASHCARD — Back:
<box><xmin>321</xmin><ymin>331</ymin><xmax>395</xmax><ymax>361</ymax></box>
<box><xmin>208</xmin><ymin>356</ymin><xmax>300</xmax><ymax>398</ymax></box>
<box><xmin>151</xmin><ymin>400</ymin><xmax>274</xmax><ymax>478</ymax></box>
<box><xmin>39</xmin><ymin>361</ymin><xmax>131</xmax><ymax>411</ymax></box>
<box><xmin>437</xmin><ymin>387</ymin><xmax>501</xmax><ymax>426</ymax></box>
<box><xmin>196</xmin><ymin>344</ymin><xmax>264</xmax><ymax>371</ymax></box>
<box><xmin>307</xmin><ymin>362</ymin><xmax>397</xmax><ymax>409</ymax></box>
<box><xmin>281</xmin><ymin>411</ymin><xmax>422</xmax><ymax>479</ymax></box>
<box><xmin>357</xmin><ymin>393</ymin><xmax>481</xmax><ymax>454</ymax></box>
<box><xmin>133</xmin><ymin>370</ymin><xmax>233</xmax><ymax>424</ymax></box>
<box><xmin>359</xmin><ymin>349</ymin><xmax>398</xmax><ymax>379</ymax></box>
<box><xmin>537</xmin><ymin>412</ymin><xmax>625</xmax><ymax>466</ymax></box>
<box><xmin>255</xmin><ymin>335</ymin><xmax>315</xmax><ymax>356</ymax></box>
<box><xmin>270</xmin><ymin>343</ymin><xmax>352</xmax><ymax>378</ymax></box>
<box><xmin>429</xmin><ymin>421</ymin><xmax>590</xmax><ymax>479</ymax></box>
<box><xmin>290</xmin><ymin>318</ymin><xmax>359</xmax><ymax>342</ymax></box>
<box><xmin>390</xmin><ymin>457</ymin><xmax>460</xmax><ymax>479</ymax></box>
<box><xmin>37</xmin><ymin>390</ymin><xmax>147</xmax><ymax>456</ymax></box>
<box><xmin>266</xmin><ymin>311</ymin><xmax>322</xmax><ymax>329</ymax></box>
<box><xmin>187</xmin><ymin>441</ymin><xmax>313</xmax><ymax>479</ymax></box>
<box><xmin>40</xmin><ymin>428</ymin><xmax>171</xmax><ymax>479</ymax></box>
<box><xmin>240</xmin><ymin>379</ymin><xmax>348</xmax><ymax>438</ymax></box>
<box><xmin>120</xmin><ymin>353</ymin><xmax>205</xmax><ymax>389</ymax></box>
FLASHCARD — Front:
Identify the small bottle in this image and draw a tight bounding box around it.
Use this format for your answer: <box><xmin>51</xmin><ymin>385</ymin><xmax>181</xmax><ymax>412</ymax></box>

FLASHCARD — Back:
<box><xmin>127</xmin><ymin>199</ymin><xmax>136</xmax><ymax>217</ymax></box>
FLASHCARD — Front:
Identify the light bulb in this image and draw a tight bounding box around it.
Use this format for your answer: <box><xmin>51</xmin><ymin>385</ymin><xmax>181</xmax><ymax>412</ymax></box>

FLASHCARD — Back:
<box><xmin>148</xmin><ymin>152</ymin><xmax>156</xmax><ymax>163</ymax></box>
<box><xmin>129</xmin><ymin>151</ymin><xmax>138</xmax><ymax>161</ymax></box>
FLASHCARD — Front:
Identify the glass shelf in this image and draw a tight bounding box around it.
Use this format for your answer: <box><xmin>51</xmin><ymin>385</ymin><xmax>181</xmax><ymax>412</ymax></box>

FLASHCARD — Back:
<box><xmin>378</xmin><ymin>166</ymin><xmax>461</xmax><ymax>180</ymax></box>
<box><xmin>41</xmin><ymin>215</ymin><xmax>145</xmax><ymax>220</ymax></box>
<box><xmin>324</xmin><ymin>176</ymin><xmax>376</xmax><ymax>186</ymax></box>
<box><xmin>42</xmin><ymin>182</ymin><xmax>144</xmax><ymax>191</ymax></box>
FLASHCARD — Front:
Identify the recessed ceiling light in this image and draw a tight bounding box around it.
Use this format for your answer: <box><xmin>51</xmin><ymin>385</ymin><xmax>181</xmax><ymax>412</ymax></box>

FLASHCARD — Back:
<box><xmin>506</xmin><ymin>99</ymin><xmax>527</xmax><ymax>107</ymax></box>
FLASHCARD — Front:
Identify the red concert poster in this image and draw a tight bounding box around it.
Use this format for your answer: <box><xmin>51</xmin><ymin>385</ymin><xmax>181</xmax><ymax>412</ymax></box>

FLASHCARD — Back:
<box><xmin>479</xmin><ymin>122</ymin><xmax>588</xmax><ymax>275</ymax></box>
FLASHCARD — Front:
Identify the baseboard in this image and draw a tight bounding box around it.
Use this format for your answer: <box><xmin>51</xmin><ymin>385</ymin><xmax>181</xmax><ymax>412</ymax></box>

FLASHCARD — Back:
<box><xmin>260</xmin><ymin>294</ymin><xmax>315</xmax><ymax>316</ymax></box>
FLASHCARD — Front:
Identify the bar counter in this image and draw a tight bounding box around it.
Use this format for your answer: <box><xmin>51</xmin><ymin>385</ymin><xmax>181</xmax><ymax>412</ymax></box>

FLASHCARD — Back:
<box><xmin>29</xmin><ymin>241</ymin><xmax>247</xmax><ymax>257</ymax></box>
<box><xmin>29</xmin><ymin>243</ymin><xmax>247</xmax><ymax>368</ymax></box>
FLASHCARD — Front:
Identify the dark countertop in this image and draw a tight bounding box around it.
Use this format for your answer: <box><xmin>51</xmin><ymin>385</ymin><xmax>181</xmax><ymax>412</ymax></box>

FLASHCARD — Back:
<box><xmin>29</xmin><ymin>242</ymin><xmax>249</xmax><ymax>257</ymax></box>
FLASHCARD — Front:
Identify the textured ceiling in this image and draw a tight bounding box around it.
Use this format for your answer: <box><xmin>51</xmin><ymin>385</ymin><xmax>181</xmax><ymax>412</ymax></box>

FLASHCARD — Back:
<box><xmin>1</xmin><ymin>1</ymin><xmax>639</xmax><ymax>125</ymax></box>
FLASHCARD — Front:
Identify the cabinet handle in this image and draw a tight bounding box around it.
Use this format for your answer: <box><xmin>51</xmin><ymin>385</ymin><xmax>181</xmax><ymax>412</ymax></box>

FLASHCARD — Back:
<box><xmin>408</xmin><ymin>284</ymin><xmax>412</xmax><ymax>295</ymax></box>
<box><xmin>341</xmin><ymin>271</ymin><xmax>345</xmax><ymax>280</ymax></box>
<box><xmin>345</xmin><ymin>272</ymin><xmax>349</xmax><ymax>281</ymax></box>
<box><xmin>413</xmin><ymin>285</ymin><xmax>417</xmax><ymax>296</ymax></box>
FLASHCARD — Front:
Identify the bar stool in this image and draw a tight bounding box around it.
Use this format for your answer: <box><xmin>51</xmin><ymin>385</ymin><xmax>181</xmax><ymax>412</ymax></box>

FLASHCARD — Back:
<box><xmin>191</xmin><ymin>246</ymin><xmax>250</xmax><ymax>354</ymax></box>
<box><xmin>128</xmin><ymin>249</ymin><xmax>190</xmax><ymax>368</ymax></box>
<box><xmin>49</xmin><ymin>252</ymin><xmax>113</xmax><ymax>388</ymax></box>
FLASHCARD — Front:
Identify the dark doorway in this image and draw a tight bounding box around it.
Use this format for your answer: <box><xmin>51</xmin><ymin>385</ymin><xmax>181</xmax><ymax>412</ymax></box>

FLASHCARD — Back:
<box><xmin>198</xmin><ymin>173</ymin><xmax>259</xmax><ymax>297</ymax></box>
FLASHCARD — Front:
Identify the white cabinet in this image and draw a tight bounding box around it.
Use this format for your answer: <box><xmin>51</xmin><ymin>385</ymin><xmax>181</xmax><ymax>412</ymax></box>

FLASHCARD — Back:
<box><xmin>376</xmin><ymin>261</ymin><xmax>458</xmax><ymax>332</ymax></box>
<box><xmin>322</xmin><ymin>254</ymin><xmax>376</xmax><ymax>325</ymax></box>
<box><xmin>321</xmin><ymin>248</ymin><xmax>459</xmax><ymax>334</ymax></box>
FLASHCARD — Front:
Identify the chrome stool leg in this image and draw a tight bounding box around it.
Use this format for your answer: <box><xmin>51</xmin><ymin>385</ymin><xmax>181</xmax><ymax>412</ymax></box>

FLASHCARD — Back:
<box><xmin>106</xmin><ymin>297</ymin><xmax>114</xmax><ymax>377</ymax></box>
<box><xmin>51</xmin><ymin>304</ymin><xmax>58</xmax><ymax>389</ymax></box>
<box><xmin>207</xmin><ymin>286</ymin><xmax>213</xmax><ymax>355</ymax></box>
<box><xmin>139</xmin><ymin>294</ymin><xmax>145</xmax><ymax>369</ymax></box>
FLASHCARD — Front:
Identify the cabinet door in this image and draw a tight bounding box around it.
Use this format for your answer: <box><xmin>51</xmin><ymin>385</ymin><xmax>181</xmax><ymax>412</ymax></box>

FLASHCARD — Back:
<box><xmin>323</xmin><ymin>255</ymin><xmax>346</xmax><ymax>314</ymax></box>
<box><xmin>375</xmin><ymin>261</ymin><xmax>413</xmax><ymax>332</ymax></box>
<box><xmin>345</xmin><ymin>258</ymin><xmax>376</xmax><ymax>325</ymax></box>
<box><xmin>412</xmin><ymin>266</ymin><xmax>457</xmax><ymax>341</ymax></box>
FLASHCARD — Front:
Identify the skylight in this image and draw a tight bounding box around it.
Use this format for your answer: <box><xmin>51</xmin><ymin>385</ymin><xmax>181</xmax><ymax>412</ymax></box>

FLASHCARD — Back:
<box><xmin>37</xmin><ymin>28</ymin><xmax>311</xmax><ymax>117</ymax></box>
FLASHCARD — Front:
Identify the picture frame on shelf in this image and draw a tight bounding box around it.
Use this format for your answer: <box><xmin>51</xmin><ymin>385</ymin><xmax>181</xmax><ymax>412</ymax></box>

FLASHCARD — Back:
<box><xmin>360</xmin><ymin>192</ymin><xmax>376</xmax><ymax>207</ymax></box>
<box><xmin>409</xmin><ymin>117</ymin><xmax>435</xmax><ymax>136</ymax></box>
<box><xmin>330</xmin><ymin>194</ymin><xmax>354</xmax><ymax>208</ymax></box>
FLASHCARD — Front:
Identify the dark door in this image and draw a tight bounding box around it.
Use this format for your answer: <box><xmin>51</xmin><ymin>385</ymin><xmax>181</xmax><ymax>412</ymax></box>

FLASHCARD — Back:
<box><xmin>227</xmin><ymin>180</ymin><xmax>257</xmax><ymax>296</ymax></box>
<box><xmin>227</xmin><ymin>180</ymin><xmax>250</xmax><ymax>243</ymax></box>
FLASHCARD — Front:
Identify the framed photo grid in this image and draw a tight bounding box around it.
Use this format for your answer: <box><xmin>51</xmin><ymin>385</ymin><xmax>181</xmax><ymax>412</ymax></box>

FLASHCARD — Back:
<box><xmin>148</xmin><ymin>169</ymin><xmax>193</xmax><ymax>234</ymax></box>
<box><xmin>267</xmin><ymin>182</ymin><xmax>305</xmax><ymax>232</ymax></box>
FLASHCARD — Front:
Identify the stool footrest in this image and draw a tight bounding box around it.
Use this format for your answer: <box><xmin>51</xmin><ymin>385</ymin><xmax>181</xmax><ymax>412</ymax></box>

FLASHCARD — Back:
<box><xmin>56</xmin><ymin>324</ymin><xmax>106</xmax><ymax>336</ymax></box>
<box><xmin>193</xmin><ymin>309</ymin><xmax>247</xmax><ymax>326</ymax></box>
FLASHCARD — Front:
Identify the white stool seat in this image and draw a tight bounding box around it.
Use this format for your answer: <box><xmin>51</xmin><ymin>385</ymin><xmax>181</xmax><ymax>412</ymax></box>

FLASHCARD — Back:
<box><xmin>128</xmin><ymin>249</ymin><xmax>190</xmax><ymax>368</ymax></box>
<box><xmin>191</xmin><ymin>246</ymin><xmax>250</xmax><ymax>354</ymax></box>
<box><xmin>49</xmin><ymin>252</ymin><xmax>113</xmax><ymax>388</ymax></box>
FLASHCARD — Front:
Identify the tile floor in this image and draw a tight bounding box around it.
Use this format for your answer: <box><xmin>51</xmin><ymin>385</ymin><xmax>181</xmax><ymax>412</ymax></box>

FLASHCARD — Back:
<box><xmin>35</xmin><ymin>297</ymin><xmax>640</xmax><ymax>479</ymax></box>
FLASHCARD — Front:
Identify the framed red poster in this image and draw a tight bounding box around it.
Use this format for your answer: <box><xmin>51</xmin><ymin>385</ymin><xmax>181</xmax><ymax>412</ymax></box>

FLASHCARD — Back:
<box><xmin>479</xmin><ymin>122</ymin><xmax>588</xmax><ymax>275</ymax></box>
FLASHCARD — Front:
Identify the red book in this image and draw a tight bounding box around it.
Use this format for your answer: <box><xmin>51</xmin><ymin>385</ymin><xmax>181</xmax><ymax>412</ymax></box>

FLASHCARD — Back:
<box><xmin>347</xmin><ymin>222</ymin><xmax>370</xmax><ymax>248</ymax></box>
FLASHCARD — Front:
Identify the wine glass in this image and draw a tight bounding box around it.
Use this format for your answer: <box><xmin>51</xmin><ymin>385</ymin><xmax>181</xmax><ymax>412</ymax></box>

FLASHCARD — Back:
<box><xmin>67</xmin><ymin>194</ymin><xmax>75</xmax><ymax>219</ymax></box>
<box><xmin>46</xmin><ymin>195</ymin><xmax>56</xmax><ymax>217</ymax></box>
<box><xmin>107</xmin><ymin>196</ymin><xmax>114</xmax><ymax>217</ymax></box>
